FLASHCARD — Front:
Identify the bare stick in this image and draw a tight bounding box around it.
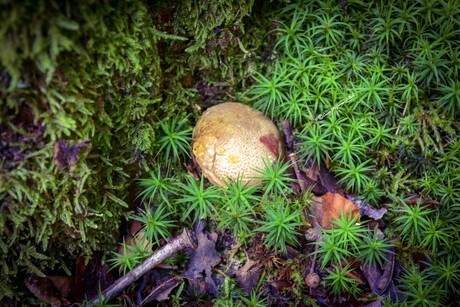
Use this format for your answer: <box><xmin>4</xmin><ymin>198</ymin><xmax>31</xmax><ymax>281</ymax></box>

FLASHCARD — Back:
<box><xmin>282</xmin><ymin>121</ymin><xmax>307</xmax><ymax>191</ymax></box>
<box><xmin>395</xmin><ymin>100</ymin><xmax>409</xmax><ymax>135</ymax></box>
<box><xmin>289</xmin><ymin>153</ymin><xmax>307</xmax><ymax>191</ymax></box>
<box><xmin>309</xmin><ymin>244</ymin><xmax>319</xmax><ymax>274</ymax></box>
<box><xmin>308</xmin><ymin>199</ymin><xmax>323</xmax><ymax>275</ymax></box>
<box><xmin>91</xmin><ymin>228</ymin><xmax>198</xmax><ymax>304</ymax></box>
<box><xmin>281</xmin><ymin>121</ymin><xmax>321</xmax><ymax>274</ymax></box>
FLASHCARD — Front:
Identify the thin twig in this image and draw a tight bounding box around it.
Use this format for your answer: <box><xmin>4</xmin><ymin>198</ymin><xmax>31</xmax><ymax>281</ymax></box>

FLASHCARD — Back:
<box><xmin>91</xmin><ymin>228</ymin><xmax>198</xmax><ymax>304</ymax></box>
<box><xmin>395</xmin><ymin>100</ymin><xmax>409</xmax><ymax>135</ymax></box>
<box><xmin>308</xmin><ymin>207</ymin><xmax>323</xmax><ymax>275</ymax></box>
<box><xmin>309</xmin><ymin>244</ymin><xmax>319</xmax><ymax>274</ymax></box>
<box><xmin>282</xmin><ymin>120</ymin><xmax>310</xmax><ymax>225</ymax></box>
<box><xmin>281</xmin><ymin>121</ymin><xmax>294</xmax><ymax>152</ymax></box>
<box><xmin>282</xmin><ymin>121</ymin><xmax>307</xmax><ymax>191</ymax></box>
<box><xmin>281</xmin><ymin>121</ymin><xmax>321</xmax><ymax>274</ymax></box>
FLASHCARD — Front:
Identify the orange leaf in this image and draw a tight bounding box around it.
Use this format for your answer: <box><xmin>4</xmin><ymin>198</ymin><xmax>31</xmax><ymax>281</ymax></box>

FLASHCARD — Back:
<box><xmin>313</xmin><ymin>192</ymin><xmax>360</xmax><ymax>229</ymax></box>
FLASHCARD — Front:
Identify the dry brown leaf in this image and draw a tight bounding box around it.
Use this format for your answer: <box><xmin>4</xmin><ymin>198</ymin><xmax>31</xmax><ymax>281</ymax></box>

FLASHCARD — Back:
<box><xmin>404</xmin><ymin>193</ymin><xmax>440</xmax><ymax>207</ymax></box>
<box><xmin>183</xmin><ymin>220</ymin><xmax>220</xmax><ymax>294</ymax></box>
<box><xmin>304</xmin><ymin>163</ymin><xmax>320</xmax><ymax>182</ymax></box>
<box><xmin>269</xmin><ymin>280</ymin><xmax>292</xmax><ymax>292</ymax></box>
<box><xmin>119</xmin><ymin>231</ymin><xmax>153</xmax><ymax>257</ymax></box>
<box><xmin>312</xmin><ymin>192</ymin><xmax>360</xmax><ymax>229</ymax></box>
<box><xmin>140</xmin><ymin>277</ymin><xmax>181</xmax><ymax>305</ymax></box>
<box><xmin>352</xmin><ymin>198</ymin><xmax>387</xmax><ymax>220</ymax></box>
<box><xmin>129</xmin><ymin>220</ymin><xmax>143</xmax><ymax>236</ymax></box>
<box><xmin>361</xmin><ymin>246</ymin><xmax>399</xmax><ymax>300</ymax></box>
<box><xmin>25</xmin><ymin>275</ymin><xmax>71</xmax><ymax>306</ymax></box>
<box><xmin>48</xmin><ymin>276</ymin><xmax>76</xmax><ymax>299</ymax></box>
<box><xmin>25</xmin><ymin>254</ymin><xmax>114</xmax><ymax>305</ymax></box>
<box><xmin>235</xmin><ymin>259</ymin><xmax>263</xmax><ymax>293</ymax></box>
<box><xmin>302</xmin><ymin>163</ymin><xmax>339</xmax><ymax>194</ymax></box>
<box><xmin>317</xmin><ymin>166</ymin><xmax>339</xmax><ymax>193</ymax></box>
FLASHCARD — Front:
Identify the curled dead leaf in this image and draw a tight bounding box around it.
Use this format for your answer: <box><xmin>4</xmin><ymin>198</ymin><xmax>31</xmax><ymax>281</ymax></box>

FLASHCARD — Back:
<box><xmin>25</xmin><ymin>274</ymin><xmax>72</xmax><ymax>306</ymax></box>
<box><xmin>183</xmin><ymin>221</ymin><xmax>220</xmax><ymax>294</ymax></box>
<box><xmin>312</xmin><ymin>192</ymin><xmax>360</xmax><ymax>229</ymax></box>
<box><xmin>140</xmin><ymin>277</ymin><xmax>181</xmax><ymax>306</ymax></box>
<box><xmin>235</xmin><ymin>259</ymin><xmax>263</xmax><ymax>293</ymax></box>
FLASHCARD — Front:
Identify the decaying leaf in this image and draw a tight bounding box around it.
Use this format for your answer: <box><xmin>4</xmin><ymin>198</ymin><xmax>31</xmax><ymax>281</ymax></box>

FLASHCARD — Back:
<box><xmin>183</xmin><ymin>221</ymin><xmax>220</xmax><ymax>294</ymax></box>
<box><xmin>312</xmin><ymin>192</ymin><xmax>360</xmax><ymax>229</ymax></box>
<box><xmin>78</xmin><ymin>253</ymin><xmax>114</xmax><ymax>298</ymax></box>
<box><xmin>363</xmin><ymin>301</ymin><xmax>383</xmax><ymax>307</ymax></box>
<box><xmin>119</xmin><ymin>231</ymin><xmax>153</xmax><ymax>257</ymax></box>
<box><xmin>140</xmin><ymin>277</ymin><xmax>181</xmax><ymax>306</ymax></box>
<box><xmin>269</xmin><ymin>280</ymin><xmax>292</xmax><ymax>292</ymax></box>
<box><xmin>343</xmin><ymin>264</ymin><xmax>365</xmax><ymax>285</ymax></box>
<box><xmin>404</xmin><ymin>193</ymin><xmax>440</xmax><ymax>207</ymax></box>
<box><xmin>361</xmin><ymin>247</ymin><xmax>399</xmax><ymax>298</ymax></box>
<box><xmin>53</xmin><ymin>139</ymin><xmax>90</xmax><ymax>169</ymax></box>
<box><xmin>235</xmin><ymin>259</ymin><xmax>263</xmax><ymax>293</ymax></box>
<box><xmin>302</xmin><ymin>163</ymin><xmax>328</xmax><ymax>194</ymax></box>
<box><xmin>25</xmin><ymin>254</ymin><xmax>114</xmax><ymax>305</ymax></box>
<box><xmin>304</xmin><ymin>163</ymin><xmax>320</xmax><ymax>182</ymax></box>
<box><xmin>318</xmin><ymin>164</ymin><xmax>339</xmax><ymax>192</ymax></box>
<box><xmin>25</xmin><ymin>274</ymin><xmax>72</xmax><ymax>306</ymax></box>
<box><xmin>348</xmin><ymin>197</ymin><xmax>387</xmax><ymax>220</ymax></box>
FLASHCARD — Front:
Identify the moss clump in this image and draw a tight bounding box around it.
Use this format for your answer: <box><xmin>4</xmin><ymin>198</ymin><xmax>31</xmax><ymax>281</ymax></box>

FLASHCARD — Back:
<box><xmin>0</xmin><ymin>0</ymin><xmax>267</xmax><ymax>302</ymax></box>
<box><xmin>247</xmin><ymin>0</ymin><xmax>460</xmax><ymax>304</ymax></box>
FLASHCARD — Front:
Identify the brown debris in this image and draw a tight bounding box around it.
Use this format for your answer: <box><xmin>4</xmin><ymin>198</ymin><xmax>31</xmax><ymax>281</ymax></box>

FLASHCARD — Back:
<box><xmin>312</xmin><ymin>192</ymin><xmax>361</xmax><ymax>229</ymax></box>
<box><xmin>25</xmin><ymin>254</ymin><xmax>113</xmax><ymax>305</ymax></box>
<box><xmin>305</xmin><ymin>272</ymin><xmax>320</xmax><ymax>288</ymax></box>
<box><xmin>140</xmin><ymin>277</ymin><xmax>181</xmax><ymax>305</ymax></box>
<box><xmin>183</xmin><ymin>221</ymin><xmax>221</xmax><ymax>294</ymax></box>
<box><xmin>53</xmin><ymin>139</ymin><xmax>90</xmax><ymax>169</ymax></box>
<box><xmin>25</xmin><ymin>274</ymin><xmax>72</xmax><ymax>306</ymax></box>
<box><xmin>235</xmin><ymin>259</ymin><xmax>263</xmax><ymax>293</ymax></box>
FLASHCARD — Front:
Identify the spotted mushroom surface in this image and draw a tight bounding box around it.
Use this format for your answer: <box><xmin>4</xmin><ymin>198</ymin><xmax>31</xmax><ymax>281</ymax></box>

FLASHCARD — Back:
<box><xmin>192</xmin><ymin>102</ymin><xmax>284</xmax><ymax>187</ymax></box>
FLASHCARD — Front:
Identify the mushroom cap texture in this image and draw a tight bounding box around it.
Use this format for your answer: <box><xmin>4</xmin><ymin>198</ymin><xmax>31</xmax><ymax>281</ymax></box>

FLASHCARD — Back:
<box><xmin>192</xmin><ymin>102</ymin><xmax>284</xmax><ymax>187</ymax></box>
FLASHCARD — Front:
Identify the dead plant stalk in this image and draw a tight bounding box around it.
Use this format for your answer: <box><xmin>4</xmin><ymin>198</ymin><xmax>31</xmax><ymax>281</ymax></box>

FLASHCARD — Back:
<box><xmin>91</xmin><ymin>228</ymin><xmax>198</xmax><ymax>304</ymax></box>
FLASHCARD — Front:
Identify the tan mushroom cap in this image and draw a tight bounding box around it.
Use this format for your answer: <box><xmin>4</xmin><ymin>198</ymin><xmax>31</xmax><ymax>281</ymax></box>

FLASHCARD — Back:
<box><xmin>192</xmin><ymin>102</ymin><xmax>284</xmax><ymax>187</ymax></box>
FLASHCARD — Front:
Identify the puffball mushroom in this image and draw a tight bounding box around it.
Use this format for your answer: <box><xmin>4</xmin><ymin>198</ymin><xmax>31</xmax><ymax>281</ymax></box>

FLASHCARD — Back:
<box><xmin>192</xmin><ymin>102</ymin><xmax>285</xmax><ymax>188</ymax></box>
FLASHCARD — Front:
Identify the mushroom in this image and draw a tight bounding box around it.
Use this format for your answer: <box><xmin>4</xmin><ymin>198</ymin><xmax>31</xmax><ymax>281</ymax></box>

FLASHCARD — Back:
<box><xmin>192</xmin><ymin>102</ymin><xmax>284</xmax><ymax>187</ymax></box>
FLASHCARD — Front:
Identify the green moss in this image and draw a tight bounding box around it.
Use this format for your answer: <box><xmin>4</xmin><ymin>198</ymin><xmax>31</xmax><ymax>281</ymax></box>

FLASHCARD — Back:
<box><xmin>0</xmin><ymin>0</ymin><xmax>272</xmax><ymax>302</ymax></box>
<box><xmin>7</xmin><ymin>0</ymin><xmax>458</xmax><ymax>304</ymax></box>
<box><xmin>246</xmin><ymin>0</ymin><xmax>460</xmax><ymax>303</ymax></box>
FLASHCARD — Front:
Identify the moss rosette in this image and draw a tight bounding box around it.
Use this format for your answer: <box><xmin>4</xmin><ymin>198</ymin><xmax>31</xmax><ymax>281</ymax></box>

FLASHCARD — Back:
<box><xmin>192</xmin><ymin>102</ymin><xmax>284</xmax><ymax>187</ymax></box>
